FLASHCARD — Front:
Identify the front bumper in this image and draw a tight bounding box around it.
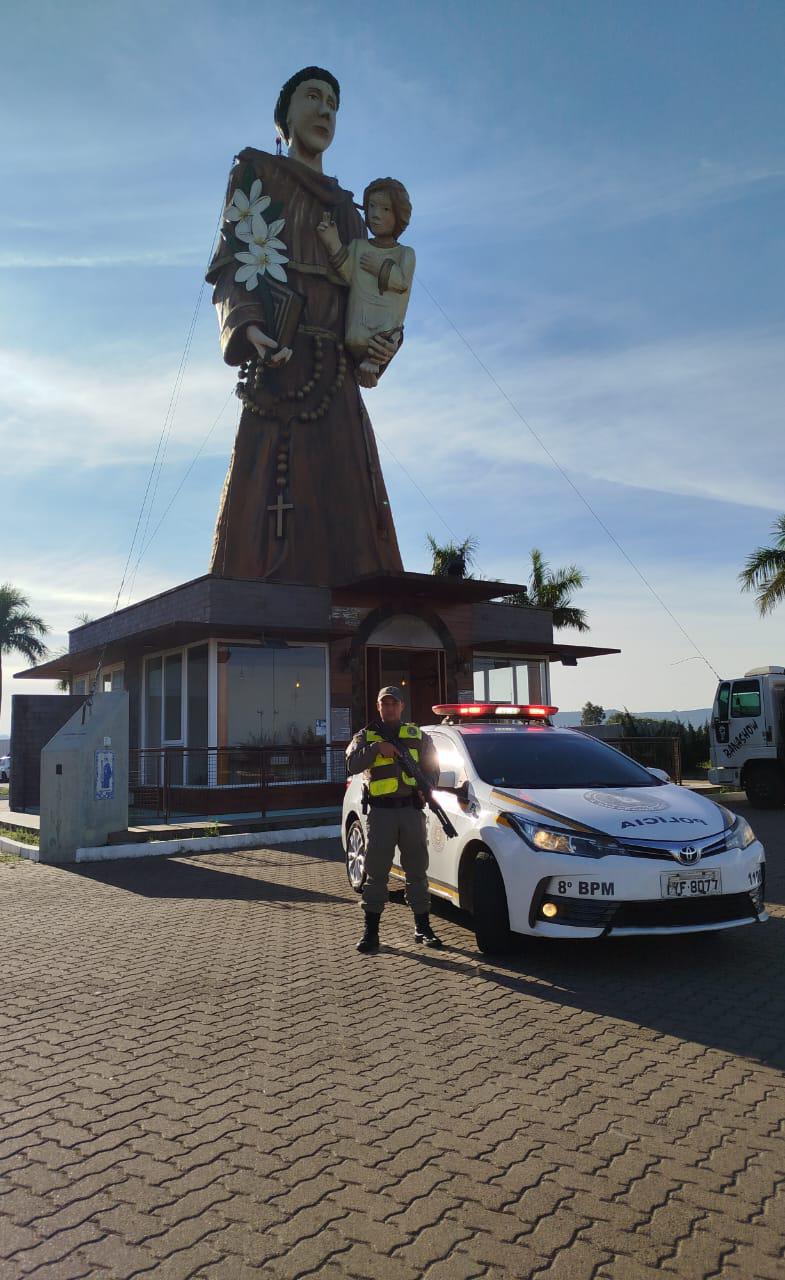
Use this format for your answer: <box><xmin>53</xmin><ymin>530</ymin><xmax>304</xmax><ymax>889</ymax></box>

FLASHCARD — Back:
<box><xmin>497</xmin><ymin>834</ymin><xmax>766</xmax><ymax>938</ymax></box>
<box><xmin>532</xmin><ymin>883</ymin><xmax>766</xmax><ymax>935</ymax></box>
<box><xmin>708</xmin><ymin>766</ymin><xmax>740</xmax><ymax>786</ymax></box>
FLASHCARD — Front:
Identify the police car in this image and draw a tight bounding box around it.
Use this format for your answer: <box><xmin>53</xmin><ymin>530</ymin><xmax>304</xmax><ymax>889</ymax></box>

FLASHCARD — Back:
<box><xmin>342</xmin><ymin>703</ymin><xmax>767</xmax><ymax>953</ymax></box>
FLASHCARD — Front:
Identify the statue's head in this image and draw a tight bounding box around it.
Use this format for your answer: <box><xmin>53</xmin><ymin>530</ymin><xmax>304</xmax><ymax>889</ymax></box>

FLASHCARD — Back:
<box><xmin>362</xmin><ymin>178</ymin><xmax>412</xmax><ymax>240</ymax></box>
<box><xmin>275</xmin><ymin>67</ymin><xmax>340</xmax><ymax>156</ymax></box>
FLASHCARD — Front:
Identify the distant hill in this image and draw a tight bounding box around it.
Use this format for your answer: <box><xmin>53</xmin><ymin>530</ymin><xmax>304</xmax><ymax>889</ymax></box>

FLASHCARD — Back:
<box><xmin>554</xmin><ymin>709</ymin><xmax>712</xmax><ymax>730</ymax></box>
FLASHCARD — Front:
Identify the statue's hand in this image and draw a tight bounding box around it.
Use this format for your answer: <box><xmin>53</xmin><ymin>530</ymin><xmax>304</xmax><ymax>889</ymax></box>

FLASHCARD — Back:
<box><xmin>356</xmin><ymin>363</ymin><xmax>379</xmax><ymax>389</ymax></box>
<box><xmin>359</xmin><ymin>251</ymin><xmax>379</xmax><ymax>277</ymax></box>
<box><xmin>246</xmin><ymin>325</ymin><xmax>292</xmax><ymax>367</ymax></box>
<box><xmin>316</xmin><ymin>214</ymin><xmax>341</xmax><ymax>254</ymax></box>
<box><xmin>367</xmin><ymin>331</ymin><xmax>400</xmax><ymax>368</ymax></box>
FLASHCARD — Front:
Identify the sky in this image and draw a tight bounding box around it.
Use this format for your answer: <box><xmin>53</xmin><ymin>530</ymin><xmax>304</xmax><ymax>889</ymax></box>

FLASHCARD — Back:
<box><xmin>1</xmin><ymin>0</ymin><xmax>784</xmax><ymax>733</ymax></box>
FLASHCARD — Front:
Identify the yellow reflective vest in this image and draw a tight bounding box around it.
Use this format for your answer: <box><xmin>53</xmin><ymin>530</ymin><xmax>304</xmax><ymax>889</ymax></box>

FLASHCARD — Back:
<box><xmin>365</xmin><ymin>723</ymin><xmax>423</xmax><ymax>798</ymax></box>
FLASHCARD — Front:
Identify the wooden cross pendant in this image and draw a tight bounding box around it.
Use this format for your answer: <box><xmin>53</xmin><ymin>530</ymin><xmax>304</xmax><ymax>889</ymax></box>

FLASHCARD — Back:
<box><xmin>268</xmin><ymin>490</ymin><xmax>294</xmax><ymax>538</ymax></box>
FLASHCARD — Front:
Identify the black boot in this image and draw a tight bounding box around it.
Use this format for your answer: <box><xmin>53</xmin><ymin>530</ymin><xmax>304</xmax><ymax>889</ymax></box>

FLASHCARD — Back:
<box><xmin>414</xmin><ymin>913</ymin><xmax>443</xmax><ymax>949</ymax></box>
<box><xmin>357</xmin><ymin>911</ymin><xmax>381</xmax><ymax>954</ymax></box>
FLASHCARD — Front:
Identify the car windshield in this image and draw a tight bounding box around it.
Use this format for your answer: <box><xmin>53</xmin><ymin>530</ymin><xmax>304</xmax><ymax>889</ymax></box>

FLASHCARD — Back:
<box><xmin>460</xmin><ymin>728</ymin><xmax>661</xmax><ymax>789</ymax></box>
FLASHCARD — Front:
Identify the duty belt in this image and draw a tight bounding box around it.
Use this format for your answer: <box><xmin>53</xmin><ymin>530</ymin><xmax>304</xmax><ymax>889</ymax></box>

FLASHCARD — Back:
<box><xmin>368</xmin><ymin>795</ymin><xmax>419</xmax><ymax>809</ymax></box>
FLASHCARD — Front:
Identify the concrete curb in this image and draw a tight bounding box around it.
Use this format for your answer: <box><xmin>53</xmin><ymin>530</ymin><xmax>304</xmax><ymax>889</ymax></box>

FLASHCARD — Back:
<box><xmin>0</xmin><ymin>835</ymin><xmax>40</xmax><ymax>861</ymax></box>
<box><xmin>75</xmin><ymin>823</ymin><xmax>342</xmax><ymax>863</ymax></box>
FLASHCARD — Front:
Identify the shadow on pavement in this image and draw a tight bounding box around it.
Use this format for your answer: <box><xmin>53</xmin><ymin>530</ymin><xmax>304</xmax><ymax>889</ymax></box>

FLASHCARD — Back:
<box><xmin>68</xmin><ymin>852</ymin><xmax>345</xmax><ymax>907</ymax></box>
<box><xmin>413</xmin><ymin>892</ymin><xmax>785</xmax><ymax>1072</ymax></box>
<box><xmin>67</xmin><ymin>819</ymin><xmax>785</xmax><ymax>1071</ymax></box>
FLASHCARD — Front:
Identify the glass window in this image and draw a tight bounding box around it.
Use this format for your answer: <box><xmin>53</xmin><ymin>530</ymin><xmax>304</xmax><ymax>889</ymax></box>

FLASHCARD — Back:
<box><xmin>222</xmin><ymin>644</ymin><xmax>326</xmax><ymax>746</ymax></box>
<box><xmin>145</xmin><ymin>658</ymin><xmax>162</xmax><ymax>748</ymax></box>
<box><xmin>474</xmin><ymin>657</ymin><xmax>546</xmax><ymax>704</ymax></box>
<box><xmin>164</xmin><ymin>654</ymin><xmax>182</xmax><ymax>741</ymax></box>
<box><xmin>488</xmin><ymin>663</ymin><xmax>514</xmax><ymax>702</ymax></box>
<box><xmin>730</xmin><ymin>679</ymin><xmax>761</xmax><ymax>718</ymax></box>
<box><xmin>187</xmin><ymin>646</ymin><xmax>209</xmax><ymax>785</ymax></box>
<box><xmin>460</xmin><ymin>727</ymin><xmax>659</xmax><ymax>789</ymax></box>
<box><xmin>73</xmin><ymin>677</ymin><xmax>87</xmax><ymax>695</ymax></box>
<box><xmin>187</xmin><ymin>646</ymin><xmax>209</xmax><ymax>748</ymax></box>
<box><xmin>716</xmin><ymin>682</ymin><xmax>730</xmax><ymax>722</ymax></box>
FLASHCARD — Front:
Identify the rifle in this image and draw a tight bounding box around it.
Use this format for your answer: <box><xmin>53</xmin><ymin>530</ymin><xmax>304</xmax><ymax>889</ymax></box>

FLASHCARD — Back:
<box><xmin>375</xmin><ymin>722</ymin><xmax>458</xmax><ymax>839</ymax></box>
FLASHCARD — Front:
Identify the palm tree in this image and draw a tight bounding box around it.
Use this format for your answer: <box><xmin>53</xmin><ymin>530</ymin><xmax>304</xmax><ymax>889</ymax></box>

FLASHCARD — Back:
<box><xmin>0</xmin><ymin>584</ymin><xmax>49</xmax><ymax>725</ymax></box>
<box><xmin>506</xmin><ymin>548</ymin><xmax>589</xmax><ymax>632</ymax></box>
<box><xmin>739</xmin><ymin>514</ymin><xmax>785</xmax><ymax>616</ymax></box>
<box><xmin>426</xmin><ymin>534</ymin><xmax>478</xmax><ymax>578</ymax></box>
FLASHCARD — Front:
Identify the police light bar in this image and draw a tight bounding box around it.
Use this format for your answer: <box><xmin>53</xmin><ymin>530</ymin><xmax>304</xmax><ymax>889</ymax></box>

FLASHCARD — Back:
<box><xmin>432</xmin><ymin>702</ymin><xmax>558</xmax><ymax>721</ymax></box>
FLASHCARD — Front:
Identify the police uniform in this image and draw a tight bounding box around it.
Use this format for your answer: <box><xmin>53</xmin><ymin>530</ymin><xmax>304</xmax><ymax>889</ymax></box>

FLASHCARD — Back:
<box><xmin>346</xmin><ymin>687</ymin><xmax>442</xmax><ymax>951</ymax></box>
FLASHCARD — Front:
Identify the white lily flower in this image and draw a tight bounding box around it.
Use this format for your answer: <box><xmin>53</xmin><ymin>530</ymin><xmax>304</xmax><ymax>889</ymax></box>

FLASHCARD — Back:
<box><xmin>236</xmin><ymin>212</ymin><xmax>287</xmax><ymax>256</ymax></box>
<box><xmin>234</xmin><ymin>239</ymin><xmax>289</xmax><ymax>289</ymax></box>
<box><xmin>224</xmin><ymin>178</ymin><xmax>271</xmax><ymax>236</ymax></box>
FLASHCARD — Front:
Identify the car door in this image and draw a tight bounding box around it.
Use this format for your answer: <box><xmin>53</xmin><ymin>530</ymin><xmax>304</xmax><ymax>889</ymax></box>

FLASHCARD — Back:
<box><xmin>426</xmin><ymin>731</ymin><xmax>477</xmax><ymax>896</ymax></box>
<box><xmin>725</xmin><ymin>678</ymin><xmax>768</xmax><ymax>764</ymax></box>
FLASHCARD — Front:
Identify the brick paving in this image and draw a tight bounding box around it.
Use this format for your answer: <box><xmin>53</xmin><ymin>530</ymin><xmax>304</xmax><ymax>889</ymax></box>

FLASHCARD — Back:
<box><xmin>1</xmin><ymin>797</ymin><xmax>784</xmax><ymax>1279</ymax></box>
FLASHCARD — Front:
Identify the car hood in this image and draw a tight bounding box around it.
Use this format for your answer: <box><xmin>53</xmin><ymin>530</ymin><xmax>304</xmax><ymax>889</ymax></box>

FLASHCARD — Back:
<box><xmin>489</xmin><ymin>782</ymin><xmax>727</xmax><ymax>841</ymax></box>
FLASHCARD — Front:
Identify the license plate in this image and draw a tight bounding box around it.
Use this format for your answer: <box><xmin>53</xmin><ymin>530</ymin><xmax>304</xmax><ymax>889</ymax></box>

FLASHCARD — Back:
<box><xmin>660</xmin><ymin>869</ymin><xmax>722</xmax><ymax>898</ymax></box>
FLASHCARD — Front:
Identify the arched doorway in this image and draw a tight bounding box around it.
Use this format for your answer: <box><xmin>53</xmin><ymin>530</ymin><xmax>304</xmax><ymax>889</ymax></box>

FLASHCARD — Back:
<box><xmin>362</xmin><ymin>614</ymin><xmax>448</xmax><ymax>723</ymax></box>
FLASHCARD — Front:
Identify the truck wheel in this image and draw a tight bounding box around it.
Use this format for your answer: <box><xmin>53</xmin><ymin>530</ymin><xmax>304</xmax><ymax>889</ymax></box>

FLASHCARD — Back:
<box><xmin>345</xmin><ymin>819</ymin><xmax>367</xmax><ymax>892</ymax></box>
<box><xmin>744</xmin><ymin>764</ymin><xmax>785</xmax><ymax>809</ymax></box>
<box><xmin>473</xmin><ymin>850</ymin><xmax>514</xmax><ymax>954</ymax></box>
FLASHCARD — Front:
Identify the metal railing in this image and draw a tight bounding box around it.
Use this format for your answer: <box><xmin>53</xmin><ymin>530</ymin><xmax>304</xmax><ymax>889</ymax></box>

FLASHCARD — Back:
<box><xmin>129</xmin><ymin>745</ymin><xmax>348</xmax><ymax>822</ymax></box>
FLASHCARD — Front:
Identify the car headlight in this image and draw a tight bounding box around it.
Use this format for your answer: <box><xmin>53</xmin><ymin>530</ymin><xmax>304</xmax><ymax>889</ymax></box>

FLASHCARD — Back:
<box><xmin>725</xmin><ymin>814</ymin><xmax>757</xmax><ymax>851</ymax></box>
<box><xmin>497</xmin><ymin>812</ymin><xmax>623</xmax><ymax>859</ymax></box>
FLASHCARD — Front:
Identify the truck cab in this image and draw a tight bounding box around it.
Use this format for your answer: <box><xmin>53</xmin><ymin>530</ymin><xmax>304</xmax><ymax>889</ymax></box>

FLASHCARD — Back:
<box><xmin>709</xmin><ymin>667</ymin><xmax>785</xmax><ymax>807</ymax></box>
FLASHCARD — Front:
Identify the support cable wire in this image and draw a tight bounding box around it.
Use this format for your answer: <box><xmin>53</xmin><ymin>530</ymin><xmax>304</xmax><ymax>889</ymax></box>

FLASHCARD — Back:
<box><xmin>373</xmin><ymin>430</ymin><xmax>462</xmax><ymax>543</ymax></box>
<box><xmin>125</xmin><ymin>279</ymin><xmax>207</xmax><ymax>602</ymax></box>
<box><xmin>81</xmin><ymin>201</ymin><xmax>226</xmax><ymax>713</ymax></box>
<box><xmin>414</xmin><ymin>276</ymin><xmax>722</xmax><ymax>682</ymax></box>
<box><xmin>136</xmin><ymin>387</ymin><xmax>235</xmax><ymax>563</ymax></box>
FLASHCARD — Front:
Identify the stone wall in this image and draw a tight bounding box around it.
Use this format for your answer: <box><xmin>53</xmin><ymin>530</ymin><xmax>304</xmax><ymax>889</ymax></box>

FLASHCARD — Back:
<box><xmin>9</xmin><ymin>694</ymin><xmax>86</xmax><ymax>812</ymax></box>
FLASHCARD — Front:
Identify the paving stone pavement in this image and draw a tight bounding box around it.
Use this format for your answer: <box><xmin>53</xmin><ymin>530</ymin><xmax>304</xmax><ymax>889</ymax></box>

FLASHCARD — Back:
<box><xmin>1</xmin><ymin>797</ymin><xmax>784</xmax><ymax>1279</ymax></box>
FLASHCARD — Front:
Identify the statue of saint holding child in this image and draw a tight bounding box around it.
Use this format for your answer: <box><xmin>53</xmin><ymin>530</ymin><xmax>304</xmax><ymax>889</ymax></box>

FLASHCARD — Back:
<box><xmin>206</xmin><ymin>66</ymin><xmax>413</xmax><ymax>586</ymax></box>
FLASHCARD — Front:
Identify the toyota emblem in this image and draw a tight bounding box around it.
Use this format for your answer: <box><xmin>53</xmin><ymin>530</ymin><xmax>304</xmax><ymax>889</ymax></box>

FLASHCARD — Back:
<box><xmin>674</xmin><ymin>844</ymin><xmax>701</xmax><ymax>865</ymax></box>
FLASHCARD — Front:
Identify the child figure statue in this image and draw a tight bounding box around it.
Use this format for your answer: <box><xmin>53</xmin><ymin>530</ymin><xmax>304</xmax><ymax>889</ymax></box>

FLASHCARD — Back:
<box><xmin>317</xmin><ymin>178</ymin><xmax>415</xmax><ymax>388</ymax></box>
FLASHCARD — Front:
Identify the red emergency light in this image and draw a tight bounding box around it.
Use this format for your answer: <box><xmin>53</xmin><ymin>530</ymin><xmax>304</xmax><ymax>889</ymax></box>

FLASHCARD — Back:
<box><xmin>432</xmin><ymin>702</ymin><xmax>558</xmax><ymax>722</ymax></box>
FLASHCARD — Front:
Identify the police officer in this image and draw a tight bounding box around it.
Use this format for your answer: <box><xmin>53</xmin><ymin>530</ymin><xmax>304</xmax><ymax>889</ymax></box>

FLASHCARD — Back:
<box><xmin>346</xmin><ymin>686</ymin><xmax>443</xmax><ymax>953</ymax></box>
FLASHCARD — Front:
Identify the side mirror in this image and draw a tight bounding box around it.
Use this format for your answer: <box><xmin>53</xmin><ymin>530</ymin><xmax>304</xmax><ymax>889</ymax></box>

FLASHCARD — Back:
<box><xmin>437</xmin><ymin>769</ymin><xmax>457</xmax><ymax>790</ymax></box>
<box><xmin>647</xmin><ymin>767</ymin><xmax>670</xmax><ymax>783</ymax></box>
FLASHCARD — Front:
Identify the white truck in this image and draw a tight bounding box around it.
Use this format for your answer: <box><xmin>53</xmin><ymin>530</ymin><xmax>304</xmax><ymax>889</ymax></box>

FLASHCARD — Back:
<box><xmin>709</xmin><ymin>667</ymin><xmax>785</xmax><ymax>807</ymax></box>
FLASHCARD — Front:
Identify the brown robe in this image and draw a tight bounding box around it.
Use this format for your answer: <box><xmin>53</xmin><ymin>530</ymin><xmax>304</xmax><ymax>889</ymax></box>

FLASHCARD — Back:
<box><xmin>207</xmin><ymin>148</ymin><xmax>403</xmax><ymax>585</ymax></box>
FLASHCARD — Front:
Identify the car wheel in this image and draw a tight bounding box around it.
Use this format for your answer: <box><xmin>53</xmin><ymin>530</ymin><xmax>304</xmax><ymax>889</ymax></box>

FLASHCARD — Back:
<box><xmin>744</xmin><ymin>763</ymin><xmax>785</xmax><ymax>809</ymax></box>
<box><xmin>473</xmin><ymin>849</ymin><xmax>514</xmax><ymax>954</ymax></box>
<box><xmin>345</xmin><ymin>818</ymin><xmax>367</xmax><ymax>893</ymax></box>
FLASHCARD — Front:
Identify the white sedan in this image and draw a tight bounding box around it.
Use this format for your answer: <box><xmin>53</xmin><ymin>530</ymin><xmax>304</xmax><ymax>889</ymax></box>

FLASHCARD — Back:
<box><xmin>342</xmin><ymin>703</ymin><xmax>767</xmax><ymax>953</ymax></box>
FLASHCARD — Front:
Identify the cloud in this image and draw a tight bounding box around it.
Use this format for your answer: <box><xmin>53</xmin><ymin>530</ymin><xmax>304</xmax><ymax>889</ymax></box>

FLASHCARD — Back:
<box><xmin>0</xmin><ymin>345</ymin><xmax>235</xmax><ymax>473</ymax></box>
<box><xmin>0</xmin><ymin>248</ymin><xmax>206</xmax><ymax>270</ymax></box>
<box><xmin>371</xmin><ymin>318</ymin><xmax>785</xmax><ymax>512</ymax></box>
<box><xmin>411</xmin><ymin>146</ymin><xmax>785</xmax><ymax>240</ymax></box>
<box><xmin>0</xmin><ymin>547</ymin><xmax>182</xmax><ymax>733</ymax></box>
